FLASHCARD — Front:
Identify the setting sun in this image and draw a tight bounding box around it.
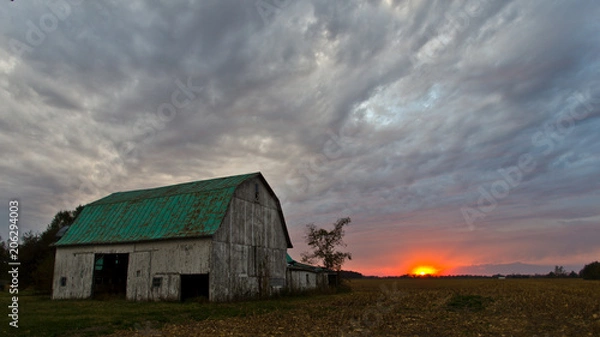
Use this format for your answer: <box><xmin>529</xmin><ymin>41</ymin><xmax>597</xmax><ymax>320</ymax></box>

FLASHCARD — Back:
<box><xmin>411</xmin><ymin>266</ymin><xmax>439</xmax><ymax>276</ymax></box>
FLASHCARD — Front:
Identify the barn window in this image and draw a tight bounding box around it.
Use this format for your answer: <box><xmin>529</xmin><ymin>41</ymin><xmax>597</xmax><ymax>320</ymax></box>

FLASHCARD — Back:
<box><xmin>60</xmin><ymin>277</ymin><xmax>67</xmax><ymax>287</ymax></box>
<box><xmin>152</xmin><ymin>277</ymin><xmax>162</xmax><ymax>288</ymax></box>
<box><xmin>254</xmin><ymin>183</ymin><xmax>259</xmax><ymax>201</ymax></box>
<box><xmin>94</xmin><ymin>255</ymin><xmax>104</xmax><ymax>271</ymax></box>
<box><xmin>306</xmin><ymin>274</ymin><xmax>310</xmax><ymax>285</ymax></box>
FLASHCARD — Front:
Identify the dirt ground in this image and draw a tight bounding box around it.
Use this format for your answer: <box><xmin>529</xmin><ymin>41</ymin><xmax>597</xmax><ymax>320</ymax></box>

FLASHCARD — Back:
<box><xmin>101</xmin><ymin>278</ymin><xmax>600</xmax><ymax>337</ymax></box>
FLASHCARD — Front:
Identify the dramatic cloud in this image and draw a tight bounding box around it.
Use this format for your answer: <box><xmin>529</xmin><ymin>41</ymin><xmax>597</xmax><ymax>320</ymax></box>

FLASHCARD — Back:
<box><xmin>1</xmin><ymin>0</ymin><xmax>599</xmax><ymax>275</ymax></box>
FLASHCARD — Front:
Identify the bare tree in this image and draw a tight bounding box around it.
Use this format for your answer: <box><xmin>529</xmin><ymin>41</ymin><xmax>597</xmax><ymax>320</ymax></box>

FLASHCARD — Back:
<box><xmin>554</xmin><ymin>265</ymin><xmax>567</xmax><ymax>277</ymax></box>
<box><xmin>301</xmin><ymin>217</ymin><xmax>352</xmax><ymax>272</ymax></box>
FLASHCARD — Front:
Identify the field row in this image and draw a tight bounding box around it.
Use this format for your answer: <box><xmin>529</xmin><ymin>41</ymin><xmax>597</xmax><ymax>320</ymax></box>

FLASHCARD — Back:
<box><xmin>2</xmin><ymin>278</ymin><xmax>599</xmax><ymax>336</ymax></box>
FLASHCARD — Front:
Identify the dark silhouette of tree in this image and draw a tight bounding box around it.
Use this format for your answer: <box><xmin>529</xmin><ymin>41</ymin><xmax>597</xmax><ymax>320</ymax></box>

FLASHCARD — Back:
<box><xmin>0</xmin><ymin>238</ymin><xmax>9</xmax><ymax>288</ymax></box>
<box><xmin>301</xmin><ymin>217</ymin><xmax>352</xmax><ymax>272</ymax></box>
<box><xmin>18</xmin><ymin>206</ymin><xmax>83</xmax><ymax>292</ymax></box>
<box><xmin>554</xmin><ymin>265</ymin><xmax>567</xmax><ymax>277</ymax></box>
<box><xmin>339</xmin><ymin>270</ymin><xmax>363</xmax><ymax>279</ymax></box>
<box><xmin>547</xmin><ymin>265</ymin><xmax>568</xmax><ymax>278</ymax></box>
<box><xmin>580</xmin><ymin>261</ymin><xmax>600</xmax><ymax>280</ymax></box>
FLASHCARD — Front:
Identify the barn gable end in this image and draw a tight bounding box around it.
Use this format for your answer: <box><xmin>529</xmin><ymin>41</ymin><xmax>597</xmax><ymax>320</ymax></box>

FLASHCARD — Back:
<box><xmin>210</xmin><ymin>176</ymin><xmax>290</xmax><ymax>301</ymax></box>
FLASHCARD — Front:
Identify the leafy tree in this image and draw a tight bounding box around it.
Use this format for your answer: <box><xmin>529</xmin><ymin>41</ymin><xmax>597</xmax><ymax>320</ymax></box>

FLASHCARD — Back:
<box><xmin>301</xmin><ymin>217</ymin><xmax>352</xmax><ymax>273</ymax></box>
<box><xmin>580</xmin><ymin>261</ymin><xmax>600</xmax><ymax>280</ymax></box>
<box><xmin>0</xmin><ymin>237</ymin><xmax>9</xmax><ymax>288</ymax></box>
<box><xmin>19</xmin><ymin>206</ymin><xmax>83</xmax><ymax>292</ymax></box>
<box><xmin>19</xmin><ymin>231</ymin><xmax>42</xmax><ymax>287</ymax></box>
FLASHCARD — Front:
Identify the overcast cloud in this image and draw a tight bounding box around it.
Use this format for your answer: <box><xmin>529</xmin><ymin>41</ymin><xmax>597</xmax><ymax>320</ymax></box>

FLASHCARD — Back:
<box><xmin>1</xmin><ymin>0</ymin><xmax>599</xmax><ymax>275</ymax></box>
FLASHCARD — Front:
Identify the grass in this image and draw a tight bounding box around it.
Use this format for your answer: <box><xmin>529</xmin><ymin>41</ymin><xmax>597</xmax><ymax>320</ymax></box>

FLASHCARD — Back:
<box><xmin>2</xmin><ymin>278</ymin><xmax>600</xmax><ymax>336</ymax></box>
<box><xmin>1</xmin><ymin>290</ymin><xmax>298</xmax><ymax>337</ymax></box>
<box><xmin>445</xmin><ymin>294</ymin><xmax>493</xmax><ymax>312</ymax></box>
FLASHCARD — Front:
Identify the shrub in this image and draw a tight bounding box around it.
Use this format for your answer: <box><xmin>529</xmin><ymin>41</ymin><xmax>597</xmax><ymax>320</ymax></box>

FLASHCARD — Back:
<box><xmin>446</xmin><ymin>294</ymin><xmax>493</xmax><ymax>312</ymax></box>
<box><xmin>580</xmin><ymin>261</ymin><xmax>600</xmax><ymax>280</ymax></box>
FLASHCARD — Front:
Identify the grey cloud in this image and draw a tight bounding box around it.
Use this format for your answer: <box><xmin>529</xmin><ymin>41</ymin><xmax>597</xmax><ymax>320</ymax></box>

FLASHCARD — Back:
<box><xmin>1</xmin><ymin>0</ymin><xmax>599</xmax><ymax>273</ymax></box>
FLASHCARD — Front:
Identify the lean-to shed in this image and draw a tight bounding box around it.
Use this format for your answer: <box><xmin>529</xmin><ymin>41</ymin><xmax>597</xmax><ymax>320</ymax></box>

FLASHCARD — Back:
<box><xmin>285</xmin><ymin>254</ymin><xmax>335</xmax><ymax>292</ymax></box>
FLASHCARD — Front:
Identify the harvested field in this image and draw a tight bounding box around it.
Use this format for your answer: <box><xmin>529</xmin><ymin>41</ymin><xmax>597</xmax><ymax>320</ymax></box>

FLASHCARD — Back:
<box><xmin>5</xmin><ymin>278</ymin><xmax>600</xmax><ymax>336</ymax></box>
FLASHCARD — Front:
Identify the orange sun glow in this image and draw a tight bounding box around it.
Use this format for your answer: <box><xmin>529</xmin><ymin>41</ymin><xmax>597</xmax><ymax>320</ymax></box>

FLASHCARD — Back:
<box><xmin>411</xmin><ymin>266</ymin><xmax>439</xmax><ymax>276</ymax></box>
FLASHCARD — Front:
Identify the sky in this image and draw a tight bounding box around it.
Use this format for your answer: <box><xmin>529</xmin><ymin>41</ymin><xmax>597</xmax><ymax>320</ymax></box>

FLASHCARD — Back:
<box><xmin>1</xmin><ymin>0</ymin><xmax>599</xmax><ymax>276</ymax></box>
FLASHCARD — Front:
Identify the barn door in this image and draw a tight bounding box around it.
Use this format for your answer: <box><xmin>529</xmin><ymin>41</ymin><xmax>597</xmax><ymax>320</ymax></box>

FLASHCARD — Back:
<box><xmin>180</xmin><ymin>274</ymin><xmax>209</xmax><ymax>301</ymax></box>
<box><xmin>92</xmin><ymin>253</ymin><xmax>129</xmax><ymax>298</ymax></box>
<box><xmin>127</xmin><ymin>251</ymin><xmax>151</xmax><ymax>300</ymax></box>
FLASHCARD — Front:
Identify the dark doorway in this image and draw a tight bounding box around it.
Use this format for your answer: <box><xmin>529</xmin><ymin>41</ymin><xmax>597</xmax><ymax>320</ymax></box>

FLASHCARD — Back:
<box><xmin>328</xmin><ymin>273</ymin><xmax>338</xmax><ymax>287</ymax></box>
<box><xmin>92</xmin><ymin>253</ymin><xmax>129</xmax><ymax>298</ymax></box>
<box><xmin>180</xmin><ymin>274</ymin><xmax>209</xmax><ymax>301</ymax></box>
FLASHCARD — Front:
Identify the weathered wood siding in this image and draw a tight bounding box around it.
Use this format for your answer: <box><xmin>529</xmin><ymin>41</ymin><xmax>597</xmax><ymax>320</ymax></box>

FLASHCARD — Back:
<box><xmin>52</xmin><ymin>238</ymin><xmax>211</xmax><ymax>300</ymax></box>
<box><xmin>210</xmin><ymin>177</ymin><xmax>288</xmax><ymax>301</ymax></box>
<box><xmin>52</xmin><ymin>248</ymin><xmax>94</xmax><ymax>299</ymax></box>
<box><xmin>286</xmin><ymin>269</ymin><xmax>329</xmax><ymax>292</ymax></box>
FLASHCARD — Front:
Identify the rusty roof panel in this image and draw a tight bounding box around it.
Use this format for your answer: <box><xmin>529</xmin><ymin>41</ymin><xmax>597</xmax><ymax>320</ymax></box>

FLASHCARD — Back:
<box><xmin>55</xmin><ymin>173</ymin><xmax>259</xmax><ymax>246</ymax></box>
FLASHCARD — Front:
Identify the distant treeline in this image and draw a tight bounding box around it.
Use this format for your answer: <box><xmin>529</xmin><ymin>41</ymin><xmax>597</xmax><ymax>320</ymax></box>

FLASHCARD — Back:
<box><xmin>354</xmin><ymin>264</ymin><xmax>600</xmax><ymax>279</ymax></box>
<box><xmin>339</xmin><ymin>270</ymin><xmax>364</xmax><ymax>279</ymax></box>
<box><xmin>364</xmin><ymin>273</ymin><xmax>581</xmax><ymax>279</ymax></box>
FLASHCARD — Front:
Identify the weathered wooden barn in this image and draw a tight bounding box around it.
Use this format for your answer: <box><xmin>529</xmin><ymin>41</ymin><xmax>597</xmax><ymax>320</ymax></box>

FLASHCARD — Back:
<box><xmin>52</xmin><ymin>172</ymin><xmax>292</xmax><ymax>302</ymax></box>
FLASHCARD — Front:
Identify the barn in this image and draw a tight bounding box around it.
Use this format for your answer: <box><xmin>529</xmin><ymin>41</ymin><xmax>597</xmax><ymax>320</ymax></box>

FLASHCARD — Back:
<box><xmin>52</xmin><ymin>172</ymin><xmax>293</xmax><ymax>302</ymax></box>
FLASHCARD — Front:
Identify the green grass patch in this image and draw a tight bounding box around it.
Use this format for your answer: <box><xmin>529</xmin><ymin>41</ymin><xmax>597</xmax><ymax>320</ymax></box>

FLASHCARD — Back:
<box><xmin>0</xmin><ymin>291</ymin><xmax>299</xmax><ymax>337</ymax></box>
<box><xmin>446</xmin><ymin>294</ymin><xmax>494</xmax><ymax>312</ymax></box>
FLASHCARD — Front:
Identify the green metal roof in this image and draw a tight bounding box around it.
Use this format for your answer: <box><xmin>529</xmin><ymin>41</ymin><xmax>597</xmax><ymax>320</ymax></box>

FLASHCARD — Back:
<box><xmin>286</xmin><ymin>253</ymin><xmax>328</xmax><ymax>272</ymax></box>
<box><xmin>56</xmin><ymin>172</ymin><xmax>272</xmax><ymax>246</ymax></box>
<box><xmin>286</xmin><ymin>253</ymin><xmax>295</xmax><ymax>264</ymax></box>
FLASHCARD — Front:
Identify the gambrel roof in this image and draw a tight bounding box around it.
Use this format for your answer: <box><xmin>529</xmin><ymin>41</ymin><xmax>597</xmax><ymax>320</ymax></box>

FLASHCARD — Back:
<box><xmin>55</xmin><ymin>172</ymin><xmax>292</xmax><ymax>247</ymax></box>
